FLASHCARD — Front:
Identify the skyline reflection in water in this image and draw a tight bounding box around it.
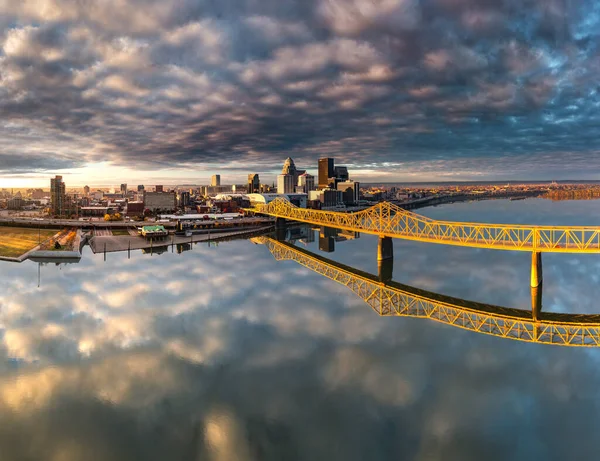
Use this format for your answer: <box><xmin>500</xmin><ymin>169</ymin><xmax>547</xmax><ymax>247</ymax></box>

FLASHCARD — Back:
<box><xmin>1</xmin><ymin>199</ymin><xmax>600</xmax><ymax>459</ymax></box>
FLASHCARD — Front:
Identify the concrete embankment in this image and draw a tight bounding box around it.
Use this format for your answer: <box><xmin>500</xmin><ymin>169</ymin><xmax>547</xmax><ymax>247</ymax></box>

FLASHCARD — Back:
<box><xmin>27</xmin><ymin>229</ymin><xmax>84</xmax><ymax>263</ymax></box>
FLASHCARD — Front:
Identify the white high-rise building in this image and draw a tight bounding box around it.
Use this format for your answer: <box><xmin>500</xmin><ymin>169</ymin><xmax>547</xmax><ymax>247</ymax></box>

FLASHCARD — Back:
<box><xmin>277</xmin><ymin>174</ymin><xmax>295</xmax><ymax>194</ymax></box>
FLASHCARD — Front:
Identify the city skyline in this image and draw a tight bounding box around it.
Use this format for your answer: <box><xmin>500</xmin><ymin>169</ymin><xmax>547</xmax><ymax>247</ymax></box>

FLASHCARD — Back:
<box><xmin>2</xmin><ymin>1</ymin><xmax>600</xmax><ymax>187</ymax></box>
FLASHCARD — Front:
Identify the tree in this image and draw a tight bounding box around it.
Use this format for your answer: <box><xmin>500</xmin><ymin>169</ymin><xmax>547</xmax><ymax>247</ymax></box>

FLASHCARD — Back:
<box><xmin>104</xmin><ymin>214</ymin><xmax>111</xmax><ymax>221</ymax></box>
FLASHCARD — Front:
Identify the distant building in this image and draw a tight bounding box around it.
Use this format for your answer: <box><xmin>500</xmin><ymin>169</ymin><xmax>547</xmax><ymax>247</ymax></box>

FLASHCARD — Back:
<box><xmin>83</xmin><ymin>185</ymin><xmax>90</xmax><ymax>196</ymax></box>
<box><xmin>7</xmin><ymin>197</ymin><xmax>24</xmax><ymax>210</ymax></box>
<box><xmin>137</xmin><ymin>185</ymin><xmax>145</xmax><ymax>192</ymax></box>
<box><xmin>50</xmin><ymin>175</ymin><xmax>66</xmax><ymax>217</ymax></box>
<box><xmin>334</xmin><ymin>166</ymin><xmax>349</xmax><ymax>181</ymax></box>
<box><xmin>120</xmin><ymin>184</ymin><xmax>127</xmax><ymax>196</ymax></box>
<box><xmin>31</xmin><ymin>189</ymin><xmax>45</xmax><ymax>199</ymax></box>
<box><xmin>322</xmin><ymin>189</ymin><xmax>343</xmax><ymax>207</ymax></box>
<box><xmin>125</xmin><ymin>201</ymin><xmax>144</xmax><ymax>217</ymax></box>
<box><xmin>248</xmin><ymin>174</ymin><xmax>260</xmax><ymax>194</ymax></box>
<box><xmin>211</xmin><ymin>175</ymin><xmax>221</xmax><ymax>187</ymax></box>
<box><xmin>277</xmin><ymin>174</ymin><xmax>295</xmax><ymax>194</ymax></box>
<box><xmin>281</xmin><ymin>157</ymin><xmax>305</xmax><ymax>184</ymax></box>
<box><xmin>155</xmin><ymin>185</ymin><xmax>164</xmax><ymax>192</ymax></box>
<box><xmin>297</xmin><ymin>173</ymin><xmax>315</xmax><ymax>193</ymax></box>
<box><xmin>318</xmin><ymin>158</ymin><xmax>334</xmax><ymax>189</ymax></box>
<box><xmin>336</xmin><ymin>180</ymin><xmax>360</xmax><ymax>204</ymax></box>
<box><xmin>81</xmin><ymin>206</ymin><xmax>112</xmax><ymax>217</ymax></box>
<box><xmin>179</xmin><ymin>191</ymin><xmax>191</xmax><ymax>207</ymax></box>
<box><xmin>143</xmin><ymin>191</ymin><xmax>177</xmax><ymax>212</ymax></box>
<box><xmin>202</xmin><ymin>185</ymin><xmax>236</xmax><ymax>196</ymax></box>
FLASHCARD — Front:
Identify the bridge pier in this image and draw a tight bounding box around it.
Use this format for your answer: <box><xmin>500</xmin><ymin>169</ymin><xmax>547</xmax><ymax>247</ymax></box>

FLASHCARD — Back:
<box><xmin>275</xmin><ymin>226</ymin><xmax>287</xmax><ymax>242</ymax></box>
<box><xmin>378</xmin><ymin>258</ymin><xmax>393</xmax><ymax>283</ymax></box>
<box><xmin>530</xmin><ymin>251</ymin><xmax>543</xmax><ymax>288</ymax></box>
<box><xmin>377</xmin><ymin>236</ymin><xmax>393</xmax><ymax>261</ymax></box>
<box><xmin>531</xmin><ymin>284</ymin><xmax>542</xmax><ymax>322</ymax></box>
<box><xmin>275</xmin><ymin>217</ymin><xmax>287</xmax><ymax>229</ymax></box>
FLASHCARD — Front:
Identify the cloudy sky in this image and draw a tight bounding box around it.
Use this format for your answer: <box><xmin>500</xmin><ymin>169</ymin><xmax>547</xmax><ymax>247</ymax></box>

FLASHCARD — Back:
<box><xmin>1</xmin><ymin>0</ymin><xmax>599</xmax><ymax>186</ymax></box>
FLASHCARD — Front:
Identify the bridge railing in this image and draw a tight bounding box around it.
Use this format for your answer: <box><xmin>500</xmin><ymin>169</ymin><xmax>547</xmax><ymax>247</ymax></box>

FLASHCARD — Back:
<box><xmin>249</xmin><ymin>198</ymin><xmax>600</xmax><ymax>252</ymax></box>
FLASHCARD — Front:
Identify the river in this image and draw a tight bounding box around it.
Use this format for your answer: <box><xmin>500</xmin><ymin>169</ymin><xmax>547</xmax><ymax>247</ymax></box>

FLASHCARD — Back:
<box><xmin>0</xmin><ymin>198</ymin><xmax>599</xmax><ymax>460</ymax></box>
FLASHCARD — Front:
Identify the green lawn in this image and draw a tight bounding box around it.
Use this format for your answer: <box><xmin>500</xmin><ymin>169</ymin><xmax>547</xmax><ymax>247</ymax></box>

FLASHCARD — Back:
<box><xmin>0</xmin><ymin>227</ymin><xmax>58</xmax><ymax>258</ymax></box>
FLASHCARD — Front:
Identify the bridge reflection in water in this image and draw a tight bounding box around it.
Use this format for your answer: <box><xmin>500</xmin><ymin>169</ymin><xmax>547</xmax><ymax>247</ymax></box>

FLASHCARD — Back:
<box><xmin>253</xmin><ymin>236</ymin><xmax>600</xmax><ymax>347</ymax></box>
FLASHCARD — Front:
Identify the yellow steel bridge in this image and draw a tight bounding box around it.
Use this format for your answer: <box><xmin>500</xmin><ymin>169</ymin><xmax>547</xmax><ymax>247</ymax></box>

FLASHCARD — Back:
<box><xmin>248</xmin><ymin>198</ymin><xmax>600</xmax><ymax>253</ymax></box>
<box><xmin>254</xmin><ymin>237</ymin><xmax>600</xmax><ymax>347</ymax></box>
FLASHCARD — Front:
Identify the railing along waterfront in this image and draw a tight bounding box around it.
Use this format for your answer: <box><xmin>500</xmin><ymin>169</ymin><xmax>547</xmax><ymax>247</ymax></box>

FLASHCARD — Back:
<box><xmin>254</xmin><ymin>237</ymin><xmax>600</xmax><ymax>347</ymax></box>
<box><xmin>247</xmin><ymin>198</ymin><xmax>600</xmax><ymax>253</ymax></box>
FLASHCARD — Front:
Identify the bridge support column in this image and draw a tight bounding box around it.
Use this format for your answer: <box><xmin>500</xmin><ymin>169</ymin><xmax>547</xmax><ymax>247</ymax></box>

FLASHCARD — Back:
<box><xmin>275</xmin><ymin>217</ymin><xmax>286</xmax><ymax>229</ymax></box>
<box><xmin>530</xmin><ymin>251</ymin><xmax>543</xmax><ymax>288</ymax></box>
<box><xmin>531</xmin><ymin>284</ymin><xmax>542</xmax><ymax>322</ymax></box>
<box><xmin>378</xmin><ymin>258</ymin><xmax>393</xmax><ymax>283</ymax></box>
<box><xmin>377</xmin><ymin>236</ymin><xmax>393</xmax><ymax>261</ymax></box>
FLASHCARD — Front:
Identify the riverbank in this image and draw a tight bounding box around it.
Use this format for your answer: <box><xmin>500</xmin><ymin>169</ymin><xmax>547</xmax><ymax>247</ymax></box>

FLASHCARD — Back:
<box><xmin>89</xmin><ymin>225</ymin><xmax>275</xmax><ymax>254</ymax></box>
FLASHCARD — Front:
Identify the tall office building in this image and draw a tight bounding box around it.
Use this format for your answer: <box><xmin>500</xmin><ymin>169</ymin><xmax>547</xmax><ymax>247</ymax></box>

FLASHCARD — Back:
<box><xmin>137</xmin><ymin>185</ymin><xmax>145</xmax><ymax>192</ymax></box>
<box><xmin>281</xmin><ymin>157</ymin><xmax>296</xmax><ymax>181</ymax></box>
<box><xmin>318</xmin><ymin>158</ymin><xmax>334</xmax><ymax>188</ymax></box>
<box><xmin>297</xmin><ymin>173</ymin><xmax>315</xmax><ymax>193</ymax></box>
<box><xmin>277</xmin><ymin>174</ymin><xmax>295</xmax><ymax>194</ymax></box>
<box><xmin>83</xmin><ymin>185</ymin><xmax>90</xmax><ymax>196</ymax></box>
<box><xmin>120</xmin><ymin>184</ymin><xmax>127</xmax><ymax>196</ymax></box>
<box><xmin>337</xmin><ymin>180</ymin><xmax>360</xmax><ymax>204</ymax></box>
<box><xmin>334</xmin><ymin>166</ymin><xmax>349</xmax><ymax>181</ymax></box>
<box><xmin>248</xmin><ymin>174</ymin><xmax>260</xmax><ymax>194</ymax></box>
<box><xmin>211</xmin><ymin>175</ymin><xmax>221</xmax><ymax>187</ymax></box>
<box><xmin>179</xmin><ymin>191</ymin><xmax>191</xmax><ymax>207</ymax></box>
<box><xmin>50</xmin><ymin>175</ymin><xmax>66</xmax><ymax>216</ymax></box>
<box><xmin>155</xmin><ymin>185</ymin><xmax>164</xmax><ymax>192</ymax></box>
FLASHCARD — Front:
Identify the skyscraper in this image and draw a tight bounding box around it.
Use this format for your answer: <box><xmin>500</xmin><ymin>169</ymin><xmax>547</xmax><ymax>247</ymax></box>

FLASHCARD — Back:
<box><xmin>277</xmin><ymin>174</ymin><xmax>295</xmax><ymax>194</ymax></box>
<box><xmin>334</xmin><ymin>166</ymin><xmax>349</xmax><ymax>181</ymax></box>
<box><xmin>248</xmin><ymin>174</ymin><xmax>260</xmax><ymax>193</ymax></box>
<box><xmin>318</xmin><ymin>158</ymin><xmax>334</xmax><ymax>188</ymax></box>
<box><xmin>211</xmin><ymin>175</ymin><xmax>221</xmax><ymax>187</ymax></box>
<box><xmin>281</xmin><ymin>157</ymin><xmax>306</xmax><ymax>184</ymax></box>
<box><xmin>120</xmin><ymin>183</ymin><xmax>127</xmax><ymax>196</ymax></box>
<box><xmin>179</xmin><ymin>191</ymin><xmax>191</xmax><ymax>207</ymax></box>
<box><xmin>50</xmin><ymin>175</ymin><xmax>65</xmax><ymax>217</ymax></box>
<box><xmin>297</xmin><ymin>173</ymin><xmax>315</xmax><ymax>193</ymax></box>
<box><xmin>137</xmin><ymin>185</ymin><xmax>145</xmax><ymax>192</ymax></box>
<box><xmin>83</xmin><ymin>185</ymin><xmax>90</xmax><ymax>196</ymax></box>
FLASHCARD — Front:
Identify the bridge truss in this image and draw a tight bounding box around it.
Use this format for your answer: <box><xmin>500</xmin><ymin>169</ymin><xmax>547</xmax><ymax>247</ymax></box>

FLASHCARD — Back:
<box><xmin>256</xmin><ymin>237</ymin><xmax>600</xmax><ymax>347</ymax></box>
<box><xmin>249</xmin><ymin>198</ymin><xmax>600</xmax><ymax>253</ymax></box>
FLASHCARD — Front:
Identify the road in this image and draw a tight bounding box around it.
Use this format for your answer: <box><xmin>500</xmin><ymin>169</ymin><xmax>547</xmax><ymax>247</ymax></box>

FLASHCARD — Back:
<box><xmin>0</xmin><ymin>216</ymin><xmax>275</xmax><ymax>229</ymax></box>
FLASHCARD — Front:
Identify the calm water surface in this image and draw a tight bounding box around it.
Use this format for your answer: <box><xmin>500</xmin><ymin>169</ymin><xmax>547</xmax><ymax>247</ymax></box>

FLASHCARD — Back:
<box><xmin>1</xmin><ymin>198</ymin><xmax>600</xmax><ymax>460</ymax></box>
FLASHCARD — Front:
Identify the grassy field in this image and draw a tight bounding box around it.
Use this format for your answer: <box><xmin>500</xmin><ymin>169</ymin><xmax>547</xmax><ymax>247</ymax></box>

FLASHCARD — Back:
<box><xmin>0</xmin><ymin>227</ymin><xmax>58</xmax><ymax>258</ymax></box>
<box><xmin>111</xmin><ymin>229</ymin><xmax>132</xmax><ymax>236</ymax></box>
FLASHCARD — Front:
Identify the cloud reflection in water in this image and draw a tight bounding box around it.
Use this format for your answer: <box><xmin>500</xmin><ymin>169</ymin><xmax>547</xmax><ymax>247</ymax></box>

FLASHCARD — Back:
<box><xmin>0</xmin><ymin>199</ymin><xmax>599</xmax><ymax>459</ymax></box>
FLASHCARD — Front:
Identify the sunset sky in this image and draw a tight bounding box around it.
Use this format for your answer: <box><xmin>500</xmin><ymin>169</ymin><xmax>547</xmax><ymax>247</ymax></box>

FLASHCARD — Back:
<box><xmin>0</xmin><ymin>0</ymin><xmax>598</xmax><ymax>186</ymax></box>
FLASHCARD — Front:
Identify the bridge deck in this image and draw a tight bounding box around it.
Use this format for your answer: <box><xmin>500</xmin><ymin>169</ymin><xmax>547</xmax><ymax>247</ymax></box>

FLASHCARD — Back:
<box><xmin>246</xmin><ymin>198</ymin><xmax>600</xmax><ymax>253</ymax></box>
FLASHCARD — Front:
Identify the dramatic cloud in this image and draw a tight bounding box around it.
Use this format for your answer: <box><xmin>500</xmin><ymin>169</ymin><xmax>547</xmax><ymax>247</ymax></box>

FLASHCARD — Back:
<box><xmin>1</xmin><ymin>0</ymin><xmax>600</xmax><ymax>180</ymax></box>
